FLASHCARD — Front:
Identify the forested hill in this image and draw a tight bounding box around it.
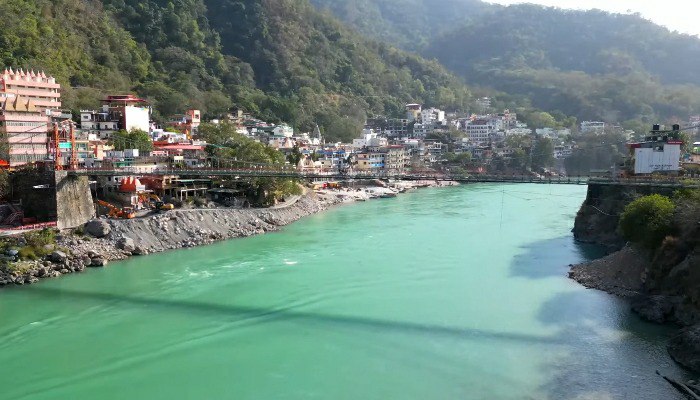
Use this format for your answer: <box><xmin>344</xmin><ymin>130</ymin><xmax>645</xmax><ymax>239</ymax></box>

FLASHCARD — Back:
<box><xmin>311</xmin><ymin>1</ymin><xmax>700</xmax><ymax>125</ymax></box>
<box><xmin>0</xmin><ymin>0</ymin><xmax>472</xmax><ymax>142</ymax></box>
<box><xmin>425</xmin><ymin>5</ymin><xmax>700</xmax><ymax>124</ymax></box>
<box><xmin>309</xmin><ymin>0</ymin><xmax>492</xmax><ymax>51</ymax></box>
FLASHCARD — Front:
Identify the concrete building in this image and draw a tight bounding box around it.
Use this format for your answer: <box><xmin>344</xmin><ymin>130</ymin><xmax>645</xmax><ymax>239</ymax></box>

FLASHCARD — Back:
<box><xmin>406</xmin><ymin>104</ymin><xmax>422</xmax><ymax>122</ymax></box>
<box><xmin>630</xmin><ymin>138</ymin><xmax>682</xmax><ymax>174</ymax></box>
<box><xmin>419</xmin><ymin>108</ymin><xmax>445</xmax><ymax>125</ymax></box>
<box><xmin>81</xmin><ymin>94</ymin><xmax>150</xmax><ymax>139</ymax></box>
<box><xmin>0</xmin><ymin>68</ymin><xmax>62</xmax><ymax>165</ymax></box>
<box><xmin>464</xmin><ymin>119</ymin><xmax>497</xmax><ymax>144</ymax></box>
<box><xmin>166</xmin><ymin>109</ymin><xmax>201</xmax><ymax>136</ymax></box>
<box><xmin>581</xmin><ymin>121</ymin><xmax>606</xmax><ymax>135</ymax></box>
<box><xmin>385</xmin><ymin>119</ymin><xmax>409</xmax><ymax>137</ymax></box>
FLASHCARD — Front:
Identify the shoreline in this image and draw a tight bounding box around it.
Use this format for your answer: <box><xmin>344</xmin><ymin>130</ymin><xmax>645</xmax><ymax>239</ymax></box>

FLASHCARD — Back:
<box><xmin>0</xmin><ymin>180</ymin><xmax>457</xmax><ymax>287</ymax></box>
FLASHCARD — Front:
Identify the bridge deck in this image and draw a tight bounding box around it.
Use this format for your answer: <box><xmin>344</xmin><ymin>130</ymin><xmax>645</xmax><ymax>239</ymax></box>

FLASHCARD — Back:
<box><xmin>66</xmin><ymin>169</ymin><xmax>700</xmax><ymax>188</ymax></box>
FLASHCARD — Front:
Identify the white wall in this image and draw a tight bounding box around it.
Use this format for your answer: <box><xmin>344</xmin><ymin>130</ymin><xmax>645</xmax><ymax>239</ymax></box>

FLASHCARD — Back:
<box><xmin>124</xmin><ymin>106</ymin><xmax>150</xmax><ymax>132</ymax></box>
<box><xmin>634</xmin><ymin>144</ymin><xmax>681</xmax><ymax>174</ymax></box>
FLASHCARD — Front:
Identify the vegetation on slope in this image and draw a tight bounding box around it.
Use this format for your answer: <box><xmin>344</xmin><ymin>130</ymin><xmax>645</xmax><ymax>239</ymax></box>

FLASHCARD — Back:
<box><xmin>1</xmin><ymin>0</ymin><xmax>475</xmax><ymax>142</ymax></box>
<box><xmin>309</xmin><ymin>0</ymin><xmax>492</xmax><ymax>50</ymax></box>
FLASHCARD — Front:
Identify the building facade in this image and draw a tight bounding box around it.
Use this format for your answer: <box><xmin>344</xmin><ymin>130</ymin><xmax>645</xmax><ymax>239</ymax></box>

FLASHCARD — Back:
<box><xmin>0</xmin><ymin>68</ymin><xmax>62</xmax><ymax>165</ymax></box>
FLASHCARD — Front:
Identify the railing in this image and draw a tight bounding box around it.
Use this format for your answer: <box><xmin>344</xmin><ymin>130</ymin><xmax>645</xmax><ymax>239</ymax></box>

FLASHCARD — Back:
<box><xmin>0</xmin><ymin>221</ymin><xmax>57</xmax><ymax>232</ymax></box>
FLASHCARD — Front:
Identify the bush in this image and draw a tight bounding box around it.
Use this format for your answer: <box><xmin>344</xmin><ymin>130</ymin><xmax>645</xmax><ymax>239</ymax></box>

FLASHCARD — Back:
<box><xmin>619</xmin><ymin>194</ymin><xmax>675</xmax><ymax>250</ymax></box>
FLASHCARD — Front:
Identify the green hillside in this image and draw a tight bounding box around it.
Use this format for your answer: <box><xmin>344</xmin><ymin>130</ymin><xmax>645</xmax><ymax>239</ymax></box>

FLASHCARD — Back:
<box><xmin>0</xmin><ymin>0</ymin><xmax>473</xmax><ymax>142</ymax></box>
<box><xmin>311</xmin><ymin>1</ymin><xmax>700</xmax><ymax>125</ymax></box>
<box><xmin>309</xmin><ymin>0</ymin><xmax>492</xmax><ymax>51</ymax></box>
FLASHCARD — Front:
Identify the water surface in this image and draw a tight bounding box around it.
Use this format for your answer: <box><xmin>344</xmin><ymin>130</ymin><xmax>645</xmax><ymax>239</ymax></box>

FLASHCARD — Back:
<box><xmin>0</xmin><ymin>184</ymin><xmax>686</xmax><ymax>399</ymax></box>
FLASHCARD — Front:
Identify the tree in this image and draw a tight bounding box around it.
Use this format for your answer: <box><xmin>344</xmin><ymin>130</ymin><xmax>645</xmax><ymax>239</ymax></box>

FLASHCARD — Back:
<box><xmin>111</xmin><ymin>128</ymin><xmax>153</xmax><ymax>152</ymax></box>
<box><xmin>531</xmin><ymin>137</ymin><xmax>554</xmax><ymax>170</ymax></box>
<box><xmin>287</xmin><ymin>146</ymin><xmax>303</xmax><ymax>166</ymax></box>
<box><xmin>619</xmin><ymin>194</ymin><xmax>675</xmax><ymax>250</ymax></box>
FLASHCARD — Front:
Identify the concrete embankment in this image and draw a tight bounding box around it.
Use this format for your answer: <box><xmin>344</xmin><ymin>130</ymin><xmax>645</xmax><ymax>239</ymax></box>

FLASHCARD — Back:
<box><xmin>0</xmin><ymin>181</ymin><xmax>456</xmax><ymax>287</ymax></box>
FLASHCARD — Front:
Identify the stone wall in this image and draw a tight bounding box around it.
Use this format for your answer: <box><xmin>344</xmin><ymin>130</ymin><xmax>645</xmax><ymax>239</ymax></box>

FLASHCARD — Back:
<box><xmin>10</xmin><ymin>167</ymin><xmax>56</xmax><ymax>222</ymax></box>
<box><xmin>54</xmin><ymin>171</ymin><xmax>94</xmax><ymax>229</ymax></box>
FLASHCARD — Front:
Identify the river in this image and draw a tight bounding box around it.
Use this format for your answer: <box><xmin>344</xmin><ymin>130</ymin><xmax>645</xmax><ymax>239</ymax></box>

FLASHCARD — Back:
<box><xmin>0</xmin><ymin>184</ymin><xmax>688</xmax><ymax>399</ymax></box>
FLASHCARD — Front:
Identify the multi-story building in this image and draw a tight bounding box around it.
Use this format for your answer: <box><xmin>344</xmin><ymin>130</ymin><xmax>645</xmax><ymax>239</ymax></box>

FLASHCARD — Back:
<box><xmin>0</xmin><ymin>68</ymin><xmax>62</xmax><ymax>165</ymax></box>
<box><xmin>464</xmin><ymin>119</ymin><xmax>497</xmax><ymax>144</ymax></box>
<box><xmin>419</xmin><ymin>108</ymin><xmax>446</xmax><ymax>125</ymax></box>
<box><xmin>581</xmin><ymin>121</ymin><xmax>606</xmax><ymax>135</ymax></box>
<box><xmin>80</xmin><ymin>94</ymin><xmax>150</xmax><ymax>139</ymax></box>
<box><xmin>406</xmin><ymin>103</ymin><xmax>422</xmax><ymax>121</ymax></box>
<box><xmin>385</xmin><ymin>118</ymin><xmax>409</xmax><ymax>137</ymax></box>
<box><xmin>385</xmin><ymin>145</ymin><xmax>408</xmax><ymax>173</ymax></box>
<box><xmin>166</xmin><ymin>109</ymin><xmax>201</xmax><ymax>136</ymax></box>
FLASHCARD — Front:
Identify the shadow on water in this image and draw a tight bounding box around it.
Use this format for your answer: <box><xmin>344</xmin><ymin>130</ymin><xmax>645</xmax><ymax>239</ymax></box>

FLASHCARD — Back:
<box><xmin>507</xmin><ymin>235</ymin><xmax>685</xmax><ymax>399</ymax></box>
<box><xmin>510</xmin><ymin>236</ymin><xmax>605</xmax><ymax>279</ymax></box>
<box><xmin>534</xmin><ymin>289</ymin><xmax>687</xmax><ymax>399</ymax></box>
<box><xmin>26</xmin><ymin>286</ymin><xmax>564</xmax><ymax>345</ymax></box>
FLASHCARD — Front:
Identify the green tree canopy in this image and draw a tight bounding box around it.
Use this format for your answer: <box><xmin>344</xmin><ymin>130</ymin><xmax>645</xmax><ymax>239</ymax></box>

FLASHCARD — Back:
<box><xmin>619</xmin><ymin>194</ymin><xmax>675</xmax><ymax>250</ymax></box>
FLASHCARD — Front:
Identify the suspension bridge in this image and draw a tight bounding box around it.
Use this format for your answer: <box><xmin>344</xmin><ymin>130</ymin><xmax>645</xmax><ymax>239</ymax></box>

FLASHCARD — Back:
<box><xmin>64</xmin><ymin>166</ymin><xmax>700</xmax><ymax>188</ymax></box>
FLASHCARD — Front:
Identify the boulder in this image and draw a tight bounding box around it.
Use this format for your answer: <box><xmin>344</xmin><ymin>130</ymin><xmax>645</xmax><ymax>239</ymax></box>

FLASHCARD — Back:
<box><xmin>631</xmin><ymin>295</ymin><xmax>678</xmax><ymax>324</ymax></box>
<box><xmin>90</xmin><ymin>257</ymin><xmax>107</xmax><ymax>267</ymax></box>
<box><xmin>50</xmin><ymin>251</ymin><xmax>68</xmax><ymax>264</ymax></box>
<box><xmin>85</xmin><ymin>220</ymin><xmax>111</xmax><ymax>238</ymax></box>
<box><xmin>116</xmin><ymin>237</ymin><xmax>135</xmax><ymax>252</ymax></box>
<box><xmin>132</xmin><ymin>247</ymin><xmax>147</xmax><ymax>256</ymax></box>
<box><xmin>668</xmin><ymin>324</ymin><xmax>700</xmax><ymax>373</ymax></box>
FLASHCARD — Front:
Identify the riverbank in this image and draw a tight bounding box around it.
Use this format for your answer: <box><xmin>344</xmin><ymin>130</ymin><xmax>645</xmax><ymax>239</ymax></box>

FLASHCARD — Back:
<box><xmin>570</xmin><ymin>183</ymin><xmax>700</xmax><ymax>375</ymax></box>
<box><xmin>0</xmin><ymin>180</ymin><xmax>456</xmax><ymax>287</ymax></box>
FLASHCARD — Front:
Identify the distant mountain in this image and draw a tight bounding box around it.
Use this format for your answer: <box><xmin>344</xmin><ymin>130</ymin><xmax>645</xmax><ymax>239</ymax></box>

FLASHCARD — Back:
<box><xmin>311</xmin><ymin>1</ymin><xmax>700</xmax><ymax>125</ymax></box>
<box><xmin>310</xmin><ymin>0</ymin><xmax>493</xmax><ymax>51</ymax></box>
<box><xmin>427</xmin><ymin>5</ymin><xmax>700</xmax><ymax>123</ymax></box>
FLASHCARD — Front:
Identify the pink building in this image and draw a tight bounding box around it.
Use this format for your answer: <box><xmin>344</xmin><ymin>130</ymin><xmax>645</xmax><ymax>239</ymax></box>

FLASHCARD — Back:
<box><xmin>0</xmin><ymin>68</ymin><xmax>62</xmax><ymax>165</ymax></box>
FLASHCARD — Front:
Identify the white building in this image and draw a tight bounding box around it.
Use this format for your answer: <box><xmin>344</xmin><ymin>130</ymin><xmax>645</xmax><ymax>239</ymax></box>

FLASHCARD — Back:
<box><xmin>353</xmin><ymin>130</ymin><xmax>387</xmax><ymax>148</ymax></box>
<box><xmin>464</xmin><ymin>119</ymin><xmax>497</xmax><ymax>144</ymax></box>
<box><xmin>419</xmin><ymin>108</ymin><xmax>445</xmax><ymax>124</ymax></box>
<box><xmin>581</xmin><ymin>121</ymin><xmax>606</xmax><ymax>135</ymax></box>
<box><xmin>632</xmin><ymin>140</ymin><xmax>682</xmax><ymax>174</ymax></box>
<box><xmin>273</xmin><ymin>124</ymin><xmax>294</xmax><ymax>138</ymax></box>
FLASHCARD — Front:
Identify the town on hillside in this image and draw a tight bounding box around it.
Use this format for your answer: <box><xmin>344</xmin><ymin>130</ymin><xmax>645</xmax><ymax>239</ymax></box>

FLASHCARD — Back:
<box><xmin>0</xmin><ymin>67</ymin><xmax>697</xmax><ymax>226</ymax></box>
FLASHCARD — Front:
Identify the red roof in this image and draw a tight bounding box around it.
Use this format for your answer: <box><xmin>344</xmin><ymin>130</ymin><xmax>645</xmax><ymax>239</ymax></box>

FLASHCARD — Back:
<box><xmin>155</xmin><ymin>144</ymin><xmax>204</xmax><ymax>151</ymax></box>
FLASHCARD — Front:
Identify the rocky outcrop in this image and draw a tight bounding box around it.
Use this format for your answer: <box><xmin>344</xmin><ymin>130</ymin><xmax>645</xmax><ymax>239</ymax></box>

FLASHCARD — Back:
<box><xmin>116</xmin><ymin>237</ymin><xmax>135</xmax><ymax>252</ymax></box>
<box><xmin>569</xmin><ymin>245</ymin><xmax>648</xmax><ymax>297</ymax></box>
<box><xmin>572</xmin><ymin>183</ymin><xmax>675</xmax><ymax>251</ymax></box>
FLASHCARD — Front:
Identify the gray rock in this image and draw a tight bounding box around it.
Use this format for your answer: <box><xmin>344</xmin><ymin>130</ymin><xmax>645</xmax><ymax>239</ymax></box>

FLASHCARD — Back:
<box><xmin>132</xmin><ymin>247</ymin><xmax>147</xmax><ymax>256</ymax></box>
<box><xmin>631</xmin><ymin>295</ymin><xmax>678</xmax><ymax>324</ymax></box>
<box><xmin>90</xmin><ymin>257</ymin><xmax>107</xmax><ymax>267</ymax></box>
<box><xmin>116</xmin><ymin>237</ymin><xmax>135</xmax><ymax>252</ymax></box>
<box><xmin>85</xmin><ymin>220</ymin><xmax>111</xmax><ymax>238</ymax></box>
<box><xmin>668</xmin><ymin>324</ymin><xmax>700</xmax><ymax>373</ymax></box>
<box><xmin>50</xmin><ymin>251</ymin><xmax>68</xmax><ymax>263</ymax></box>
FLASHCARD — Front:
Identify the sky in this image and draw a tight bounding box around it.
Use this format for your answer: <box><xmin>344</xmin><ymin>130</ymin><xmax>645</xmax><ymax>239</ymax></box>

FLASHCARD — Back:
<box><xmin>487</xmin><ymin>1</ymin><xmax>700</xmax><ymax>36</ymax></box>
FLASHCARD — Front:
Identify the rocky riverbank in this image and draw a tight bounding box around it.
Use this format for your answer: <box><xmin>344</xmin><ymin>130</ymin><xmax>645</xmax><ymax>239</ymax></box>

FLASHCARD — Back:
<box><xmin>570</xmin><ymin>183</ymin><xmax>700</xmax><ymax>373</ymax></box>
<box><xmin>0</xmin><ymin>181</ymin><xmax>456</xmax><ymax>288</ymax></box>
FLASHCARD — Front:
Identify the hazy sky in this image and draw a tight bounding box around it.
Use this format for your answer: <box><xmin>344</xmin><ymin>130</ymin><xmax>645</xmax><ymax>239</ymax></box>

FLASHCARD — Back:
<box><xmin>487</xmin><ymin>1</ymin><xmax>700</xmax><ymax>36</ymax></box>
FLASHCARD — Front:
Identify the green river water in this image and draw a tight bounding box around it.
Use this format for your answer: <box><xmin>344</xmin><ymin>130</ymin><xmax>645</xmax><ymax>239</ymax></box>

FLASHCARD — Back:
<box><xmin>0</xmin><ymin>184</ymin><xmax>688</xmax><ymax>399</ymax></box>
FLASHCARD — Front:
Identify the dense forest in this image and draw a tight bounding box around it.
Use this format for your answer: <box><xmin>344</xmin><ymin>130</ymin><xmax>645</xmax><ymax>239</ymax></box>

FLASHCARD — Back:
<box><xmin>309</xmin><ymin>0</ymin><xmax>492</xmax><ymax>50</ymax></box>
<box><xmin>0</xmin><ymin>0</ymin><xmax>473</xmax><ymax>142</ymax></box>
<box><xmin>312</xmin><ymin>1</ymin><xmax>700</xmax><ymax>126</ymax></box>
